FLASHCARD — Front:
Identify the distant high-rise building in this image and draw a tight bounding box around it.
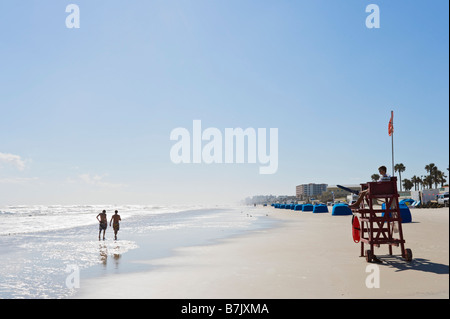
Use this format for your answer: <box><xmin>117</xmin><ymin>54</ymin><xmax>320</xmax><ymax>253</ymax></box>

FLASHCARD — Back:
<box><xmin>296</xmin><ymin>183</ymin><xmax>328</xmax><ymax>198</ymax></box>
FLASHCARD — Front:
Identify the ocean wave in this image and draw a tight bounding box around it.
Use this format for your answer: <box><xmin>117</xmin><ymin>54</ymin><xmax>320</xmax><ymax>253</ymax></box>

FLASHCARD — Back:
<box><xmin>0</xmin><ymin>204</ymin><xmax>210</xmax><ymax>236</ymax></box>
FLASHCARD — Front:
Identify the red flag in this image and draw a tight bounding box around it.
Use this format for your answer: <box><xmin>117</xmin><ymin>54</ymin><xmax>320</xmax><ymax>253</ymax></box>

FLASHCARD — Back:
<box><xmin>388</xmin><ymin>111</ymin><xmax>394</xmax><ymax>136</ymax></box>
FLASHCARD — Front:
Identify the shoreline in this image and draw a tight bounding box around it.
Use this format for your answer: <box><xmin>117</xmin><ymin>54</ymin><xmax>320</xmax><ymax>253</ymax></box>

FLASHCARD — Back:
<box><xmin>74</xmin><ymin>206</ymin><xmax>449</xmax><ymax>299</ymax></box>
<box><xmin>79</xmin><ymin>206</ymin><xmax>278</xmax><ymax>280</ymax></box>
<box><xmin>0</xmin><ymin>205</ymin><xmax>273</xmax><ymax>299</ymax></box>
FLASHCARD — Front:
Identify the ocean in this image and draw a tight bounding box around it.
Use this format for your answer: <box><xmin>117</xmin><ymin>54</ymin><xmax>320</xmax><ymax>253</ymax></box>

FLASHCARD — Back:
<box><xmin>0</xmin><ymin>204</ymin><xmax>274</xmax><ymax>299</ymax></box>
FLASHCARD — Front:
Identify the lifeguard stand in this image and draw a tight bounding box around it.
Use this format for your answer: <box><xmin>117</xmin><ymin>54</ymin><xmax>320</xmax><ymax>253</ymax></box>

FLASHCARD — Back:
<box><xmin>352</xmin><ymin>177</ymin><xmax>413</xmax><ymax>263</ymax></box>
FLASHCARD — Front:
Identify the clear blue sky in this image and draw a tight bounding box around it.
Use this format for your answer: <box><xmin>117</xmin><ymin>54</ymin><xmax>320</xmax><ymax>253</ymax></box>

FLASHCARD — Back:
<box><xmin>0</xmin><ymin>0</ymin><xmax>448</xmax><ymax>205</ymax></box>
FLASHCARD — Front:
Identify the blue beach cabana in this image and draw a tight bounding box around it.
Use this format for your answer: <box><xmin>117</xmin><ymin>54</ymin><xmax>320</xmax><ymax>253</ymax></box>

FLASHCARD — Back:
<box><xmin>331</xmin><ymin>203</ymin><xmax>352</xmax><ymax>216</ymax></box>
<box><xmin>381</xmin><ymin>203</ymin><xmax>412</xmax><ymax>223</ymax></box>
<box><xmin>400</xmin><ymin>199</ymin><xmax>415</xmax><ymax>206</ymax></box>
<box><xmin>302</xmin><ymin>204</ymin><xmax>314</xmax><ymax>212</ymax></box>
<box><xmin>313</xmin><ymin>204</ymin><xmax>329</xmax><ymax>213</ymax></box>
<box><xmin>294</xmin><ymin>204</ymin><xmax>303</xmax><ymax>211</ymax></box>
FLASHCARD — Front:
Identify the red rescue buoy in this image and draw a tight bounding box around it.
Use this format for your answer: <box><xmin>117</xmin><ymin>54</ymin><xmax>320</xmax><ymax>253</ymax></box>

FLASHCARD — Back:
<box><xmin>352</xmin><ymin>215</ymin><xmax>360</xmax><ymax>243</ymax></box>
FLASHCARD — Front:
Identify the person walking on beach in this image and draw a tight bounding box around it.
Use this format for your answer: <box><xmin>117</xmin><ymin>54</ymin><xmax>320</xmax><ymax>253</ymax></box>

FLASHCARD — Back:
<box><xmin>96</xmin><ymin>210</ymin><xmax>107</xmax><ymax>240</ymax></box>
<box><xmin>110</xmin><ymin>210</ymin><xmax>121</xmax><ymax>240</ymax></box>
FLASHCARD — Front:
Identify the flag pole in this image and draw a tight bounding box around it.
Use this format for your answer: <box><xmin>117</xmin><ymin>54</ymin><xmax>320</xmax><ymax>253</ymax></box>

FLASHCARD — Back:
<box><xmin>390</xmin><ymin>110</ymin><xmax>394</xmax><ymax>177</ymax></box>
<box><xmin>391</xmin><ymin>127</ymin><xmax>394</xmax><ymax>177</ymax></box>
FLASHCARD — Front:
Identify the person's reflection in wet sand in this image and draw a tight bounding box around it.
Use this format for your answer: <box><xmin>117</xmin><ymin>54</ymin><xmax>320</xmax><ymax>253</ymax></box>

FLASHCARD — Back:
<box><xmin>113</xmin><ymin>243</ymin><xmax>121</xmax><ymax>269</ymax></box>
<box><xmin>98</xmin><ymin>243</ymin><xmax>123</xmax><ymax>269</ymax></box>
<box><xmin>99</xmin><ymin>243</ymin><xmax>108</xmax><ymax>266</ymax></box>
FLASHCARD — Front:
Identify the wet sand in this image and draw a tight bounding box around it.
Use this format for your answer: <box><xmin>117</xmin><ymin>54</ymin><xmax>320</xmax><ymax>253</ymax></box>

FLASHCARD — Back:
<box><xmin>75</xmin><ymin>206</ymin><xmax>449</xmax><ymax>299</ymax></box>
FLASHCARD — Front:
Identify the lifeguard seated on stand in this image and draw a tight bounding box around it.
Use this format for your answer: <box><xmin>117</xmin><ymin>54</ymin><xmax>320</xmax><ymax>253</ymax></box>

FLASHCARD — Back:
<box><xmin>349</xmin><ymin>165</ymin><xmax>391</xmax><ymax>209</ymax></box>
<box><xmin>349</xmin><ymin>166</ymin><xmax>413</xmax><ymax>263</ymax></box>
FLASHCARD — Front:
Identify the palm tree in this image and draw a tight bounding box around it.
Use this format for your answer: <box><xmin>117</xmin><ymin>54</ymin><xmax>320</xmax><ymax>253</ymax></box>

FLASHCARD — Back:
<box><xmin>419</xmin><ymin>176</ymin><xmax>425</xmax><ymax>190</ymax></box>
<box><xmin>432</xmin><ymin>167</ymin><xmax>440</xmax><ymax>188</ymax></box>
<box><xmin>424</xmin><ymin>175</ymin><xmax>433</xmax><ymax>189</ymax></box>
<box><xmin>425</xmin><ymin>164</ymin><xmax>443</xmax><ymax>189</ymax></box>
<box><xmin>425</xmin><ymin>163</ymin><xmax>435</xmax><ymax>175</ymax></box>
<box><xmin>411</xmin><ymin>175</ymin><xmax>420</xmax><ymax>191</ymax></box>
<box><xmin>411</xmin><ymin>175</ymin><xmax>419</xmax><ymax>191</ymax></box>
<box><xmin>425</xmin><ymin>163</ymin><xmax>436</xmax><ymax>187</ymax></box>
<box><xmin>403</xmin><ymin>178</ymin><xmax>413</xmax><ymax>191</ymax></box>
<box><xmin>436</xmin><ymin>170</ymin><xmax>447</xmax><ymax>187</ymax></box>
<box><xmin>395</xmin><ymin>163</ymin><xmax>406</xmax><ymax>191</ymax></box>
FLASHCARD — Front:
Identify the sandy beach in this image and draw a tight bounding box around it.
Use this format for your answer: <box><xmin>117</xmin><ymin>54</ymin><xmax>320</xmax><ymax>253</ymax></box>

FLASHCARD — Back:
<box><xmin>74</xmin><ymin>206</ymin><xmax>449</xmax><ymax>299</ymax></box>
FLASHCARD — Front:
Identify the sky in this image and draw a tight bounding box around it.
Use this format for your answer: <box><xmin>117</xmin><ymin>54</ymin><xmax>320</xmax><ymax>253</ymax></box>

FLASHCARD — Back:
<box><xmin>0</xmin><ymin>0</ymin><xmax>448</xmax><ymax>205</ymax></box>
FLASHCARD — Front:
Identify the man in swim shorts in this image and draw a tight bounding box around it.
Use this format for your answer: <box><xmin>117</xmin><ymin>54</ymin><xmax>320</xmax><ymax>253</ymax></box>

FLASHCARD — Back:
<box><xmin>96</xmin><ymin>210</ymin><xmax>107</xmax><ymax>240</ymax></box>
<box><xmin>110</xmin><ymin>210</ymin><xmax>121</xmax><ymax>240</ymax></box>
